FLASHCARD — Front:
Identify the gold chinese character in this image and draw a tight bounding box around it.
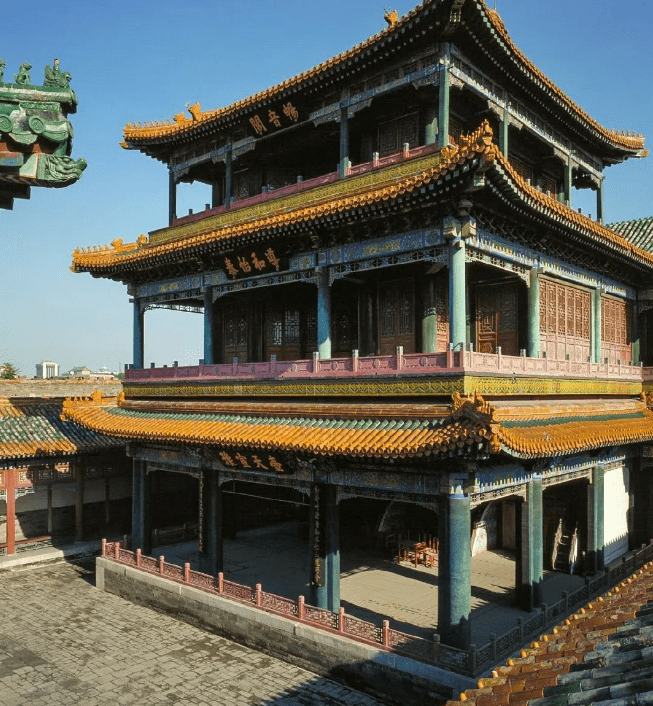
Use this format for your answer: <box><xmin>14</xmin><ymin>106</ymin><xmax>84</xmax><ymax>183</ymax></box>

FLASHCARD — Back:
<box><xmin>252</xmin><ymin>455</ymin><xmax>268</xmax><ymax>470</ymax></box>
<box><xmin>235</xmin><ymin>453</ymin><xmax>251</xmax><ymax>468</ymax></box>
<box><xmin>219</xmin><ymin>451</ymin><xmax>236</xmax><ymax>467</ymax></box>
<box><xmin>268</xmin><ymin>456</ymin><xmax>283</xmax><ymax>473</ymax></box>
<box><xmin>237</xmin><ymin>256</ymin><xmax>252</xmax><ymax>273</ymax></box>
<box><xmin>251</xmin><ymin>253</ymin><xmax>266</xmax><ymax>271</ymax></box>
<box><xmin>224</xmin><ymin>257</ymin><xmax>238</xmax><ymax>279</ymax></box>
<box><xmin>282</xmin><ymin>102</ymin><xmax>299</xmax><ymax>123</ymax></box>
<box><xmin>249</xmin><ymin>114</ymin><xmax>267</xmax><ymax>135</ymax></box>
<box><xmin>265</xmin><ymin>248</ymin><xmax>280</xmax><ymax>271</ymax></box>
<box><xmin>268</xmin><ymin>109</ymin><xmax>281</xmax><ymax>128</ymax></box>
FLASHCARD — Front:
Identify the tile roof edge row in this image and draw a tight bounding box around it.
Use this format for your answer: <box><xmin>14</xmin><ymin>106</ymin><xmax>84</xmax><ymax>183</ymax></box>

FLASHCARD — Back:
<box><xmin>121</xmin><ymin>0</ymin><xmax>645</xmax><ymax>155</ymax></box>
<box><xmin>72</xmin><ymin>122</ymin><xmax>653</xmax><ymax>275</ymax></box>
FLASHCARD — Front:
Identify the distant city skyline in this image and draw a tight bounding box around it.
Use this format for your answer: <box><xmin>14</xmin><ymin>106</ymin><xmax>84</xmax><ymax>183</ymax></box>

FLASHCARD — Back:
<box><xmin>2</xmin><ymin>0</ymin><xmax>652</xmax><ymax>375</ymax></box>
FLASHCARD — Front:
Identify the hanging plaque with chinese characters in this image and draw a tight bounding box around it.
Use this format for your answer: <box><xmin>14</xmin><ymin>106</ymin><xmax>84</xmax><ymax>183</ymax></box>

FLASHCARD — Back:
<box><xmin>222</xmin><ymin>246</ymin><xmax>288</xmax><ymax>281</ymax></box>
<box><xmin>217</xmin><ymin>449</ymin><xmax>289</xmax><ymax>474</ymax></box>
<box><xmin>246</xmin><ymin>100</ymin><xmax>301</xmax><ymax>138</ymax></box>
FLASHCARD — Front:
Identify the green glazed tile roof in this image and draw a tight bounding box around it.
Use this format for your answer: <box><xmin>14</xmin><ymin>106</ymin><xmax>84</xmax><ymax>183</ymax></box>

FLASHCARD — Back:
<box><xmin>608</xmin><ymin>217</ymin><xmax>653</xmax><ymax>252</ymax></box>
<box><xmin>0</xmin><ymin>398</ymin><xmax>122</xmax><ymax>459</ymax></box>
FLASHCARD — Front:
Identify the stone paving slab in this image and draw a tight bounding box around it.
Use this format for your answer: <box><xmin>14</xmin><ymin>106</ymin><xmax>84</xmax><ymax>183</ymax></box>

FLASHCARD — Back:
<box><xmin>0</xmin><ymin>561</ymin><xmax>389</xmax><ymax>706</ymax></box>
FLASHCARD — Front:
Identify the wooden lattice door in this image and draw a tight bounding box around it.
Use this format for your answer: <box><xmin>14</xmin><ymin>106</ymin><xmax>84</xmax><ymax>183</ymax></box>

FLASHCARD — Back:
<box><xmin>378</xmin><ymin>278</ymin><xmax>416</xmax><ymax>355</ymax></box>
<box><xmin>475</xmin><ymin>283</ymin><xmax>518</xmax><ymax>355</ymax></box>
<box><xmin>222</xmin><ymin>302</ymin><xmax>250</xmax><ymax>363</ymax></box>
<box><xmin>601</xmin><ymin>297</ymin><xmax>632</xmax><ymax>364</ymax></box>
<box><xmin>539</xmin><ymin>279</ymin><xmax>591</xmax><ymax>362</ymax></box>
<box><xmin>264</xmin><ymin>304</ymin><xmax>302</xmax><ymax>361</ymax></box>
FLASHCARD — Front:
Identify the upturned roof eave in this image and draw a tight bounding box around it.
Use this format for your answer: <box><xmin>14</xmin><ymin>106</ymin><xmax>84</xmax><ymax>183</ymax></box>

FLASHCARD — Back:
<box><xmin>121</xmin><ymin>0</ymin><xmax>645</xmax><ymax>160</ymax></box>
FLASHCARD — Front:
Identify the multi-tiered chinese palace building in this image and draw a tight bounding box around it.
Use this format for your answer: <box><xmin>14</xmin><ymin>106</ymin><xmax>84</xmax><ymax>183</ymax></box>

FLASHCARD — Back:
<box><xmin>66</xmin><ymin>0</ymin><xmax>653</xmax><ymax>654</ymax></box>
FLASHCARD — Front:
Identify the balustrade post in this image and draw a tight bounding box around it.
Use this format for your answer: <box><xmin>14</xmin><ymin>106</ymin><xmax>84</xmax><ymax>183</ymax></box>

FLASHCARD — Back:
<box><xmin>136</xmin><ymin>548</ymin><xmax>142</xmax><ymax>568</ymax></box>
<box><xmin>158</xmin><ymin>555</ymin><xmax>165</xmax><ymax>575</ymax></box>
<box><xmin>256</xmin><ymin>583</ymin><xmax>262</xmax><ymax>607</ymax></box>
<box><xmin>382</xmin><ymin>619</ymin><xmax>390</xmax><ymax>648</ymax></box>
<box><xmin>338</xmin><ymin>607</ymin><xmax>345</xmax><ymax>633</ymax></box>
<box><xmin>396</xmin><ymin>346</ymin><xmax>403</xmax><ymax>371</ymax></box>
<box><xmin>312</xmin><ymin>351</ymin><xmax>320</xmax><ymax>373</ymax></box>
<box><xmin>232</xmin><ymin>357</ymin><xmax>238</xmax><ymax>375</ymax></box>
<box><xmin>114</xmin><ymin>541</ymin><xmax>120</xmax><ymax>560</ymax></box>
<box><xmin>298</xmin><ymin>595</ymin><xmax>305</xmax><ymax>621</ymax></box>
<box><xmin>218</xmin><ymin>572</ymin><xmax>224</xmax><ymax>594</ymax></box>
<box><xmin>467</xmin><ymin>644</ymin><xmax>477</xmax><ymax>676</ymax></box>
<box><xmin>431</xmin><ymin>633</ymin><xmax>440</xmax><ymax>662</ymax></box>
<box><xmin>101</xmin><ymin>538</ymin><xmax>106</xmax><ymax>556</ymax></box>
<box><xmin>446</xmin><ymin>342</ymin><xmax>454</xmax><ymax>369</ymax></box>
<box><xmin>184</xmin><ymin>562</ymin><xmax>191</xmax><ymax>583</ymax></box>
<box><xmin>352</xmin><ymin>349</ymin><xmax>358</xmax><ymax>373</ymax></box>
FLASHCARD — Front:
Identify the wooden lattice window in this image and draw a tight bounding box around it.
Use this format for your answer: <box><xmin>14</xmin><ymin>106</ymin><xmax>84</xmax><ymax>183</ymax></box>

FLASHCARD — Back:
<box><xmin>541</xmin><ymin>174</ymin><xmax>557</xmax><ymax>197</ymax></box>
<box><xmin>378</xmin><ymin>113</ymin><xmax>419</xmax><ymax>157</ymax></box>
<box><xmin>539</xmin><ymin>279</ymin><xmax>591</xmax><ymax>361</ymax></box>
<box><xmin>509</xmin><ymin>154</ymin><xmax>534</xmax><ymax>184</ymax></box>
<box><xmin>449</xmin><ymin>119</ymin><xmax>463</xmax><ymax>145</ymax></box>
<box><xmin>601</xmin><ymin>297</ymin><xmax>632</xmax><ymax>364</ymax></box>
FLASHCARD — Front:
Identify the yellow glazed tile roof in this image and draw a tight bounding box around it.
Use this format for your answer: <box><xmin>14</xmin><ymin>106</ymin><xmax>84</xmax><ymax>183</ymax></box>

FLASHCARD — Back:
<box><xmin>72</xmin><ymin>122</ymin><xmax>653</xmax><ymax>277</ymax></box>
<box><xmin>60</xmin><ymin>394</ymin><xmax>490</xmax><ymax>460</ymax></box>
<box><xmin>448</xmin><ymin>558</ymin><xmax>653</xmax><ymax>706</ymax></box>
<box><xmin>121</xmin><ymin>1</ymin><xmax>644</xmax><ymax>155</ymax></box>
<box><xmin>59</xmin><ymin>392</ymin><xmax>653</xmax><ymax>461</ymax></box>
<box><xmin>0</xmin><ymin>396</ymin><xmax>121</xmax><ymax>459</ymax></box>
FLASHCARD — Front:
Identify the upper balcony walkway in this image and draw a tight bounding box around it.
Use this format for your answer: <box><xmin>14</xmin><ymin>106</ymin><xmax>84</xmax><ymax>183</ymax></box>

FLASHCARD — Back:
<box><xmin>125</xmin><ymin>349</ymin><xmax>649</xmax><ymax>386</ymax></box>
<box><xmin>164</xmin><ymin>142</ymin><xmax>440</xmax><ymax>231</ymax></box>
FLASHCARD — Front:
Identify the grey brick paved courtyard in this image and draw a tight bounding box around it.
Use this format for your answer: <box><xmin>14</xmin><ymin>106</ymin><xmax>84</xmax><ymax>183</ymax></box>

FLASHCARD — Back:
<box><xmin>0</xmin><ymin>561</ymin><xmax>388</xmax><ymax>706</ymax></box>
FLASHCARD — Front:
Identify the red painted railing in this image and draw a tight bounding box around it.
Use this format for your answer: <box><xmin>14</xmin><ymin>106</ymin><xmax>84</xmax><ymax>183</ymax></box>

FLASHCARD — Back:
<box><xmin>101</xmin><ymin>540</ymin><xmax>447</xmax><ymax>669</ymax></box>
<box><xmin>126</xmin><ymin>349</ymin><xmax>644</xmax><ymax>384</ymax></box>
<box><xmin>169</xmin><ymin>143</ymin><xmax>439</xmax><ymax>228</ymax></box>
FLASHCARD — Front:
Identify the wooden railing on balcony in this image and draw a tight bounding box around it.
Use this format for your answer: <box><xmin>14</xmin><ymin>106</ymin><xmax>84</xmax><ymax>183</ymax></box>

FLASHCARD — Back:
<box><xmin>126</xmin><ymin>349</ymin><xmax>645</xmax><ymax>383</ymax></box>
<box><xmin>170</xmin><ymin>143</ymin><xmax>439</xmax><ymax>227</ymax></box>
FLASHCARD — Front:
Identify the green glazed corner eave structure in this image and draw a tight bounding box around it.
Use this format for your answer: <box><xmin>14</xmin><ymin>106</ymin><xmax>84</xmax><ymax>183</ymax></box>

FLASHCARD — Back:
<box><xmin>0</xmin><ymin>57</ymin><xmax>86</xmax><ymax>210</ymax></box>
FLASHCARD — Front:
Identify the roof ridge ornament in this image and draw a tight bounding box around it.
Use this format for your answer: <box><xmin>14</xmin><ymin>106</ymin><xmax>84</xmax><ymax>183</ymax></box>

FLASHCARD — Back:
<box><xmin>383</xmin><ymin>8</ymin><xmax>398</xmax><ymax>27</ymax></box>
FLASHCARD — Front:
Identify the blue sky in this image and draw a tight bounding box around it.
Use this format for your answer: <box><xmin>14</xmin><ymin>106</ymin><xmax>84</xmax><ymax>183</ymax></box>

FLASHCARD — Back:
<box><xmin>2</xmin><ymin>0</ymin><xmax>652</xmax><ymax>376</ymax></box>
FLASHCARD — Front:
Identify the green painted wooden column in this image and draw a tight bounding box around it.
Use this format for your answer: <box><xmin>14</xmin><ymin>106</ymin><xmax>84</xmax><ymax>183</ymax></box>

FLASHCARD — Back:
<box><xmin>339</xmin><ymin>107</ymin><xmax>349</xmax><ymax>178</ymax></box>
<box><xmin>133</xmin><ymin>301</ymin><xmax>144</xmax><ymax>370</ymax></box>
<box><xmin>316</xmin><ymin>269</ymin><xmax>332</xmax><ymax>359</ymax></box>
<box><xmin>437</xmin><ymin>58</ymin><xmax>450</xmax><ymax>149</ymax></box>
<box><xmin>587</xmin><ymin>465</ymin><xmax>605</xmax><ymax>572</ymax></box>
<box><xmin>596</xmin><ymin>179</ymin><xmax>605</xmax><ymax>225</ymax></box>
<box><xmin>421</xmin><ymin>277</ymin><xmax>437</xmax><ymax>354</ymax></box>
<box><xmin>168</xmin><ymin>168</ymin><xmax>177</xmax><ymax>225</ymax></box>
<box><xmin>592</xmin><ymin>289</ymin><xmax>602</xmax><ymax>363</ymax></box>
<box><xmin>310</xmin><ymin>484</ymin><xmax>340</xmax><ymax>612</ymax></box>
<box><xmin>516</xmin><ymin>476</ymin><xmax>543</xmax><ymax>612</ymax></box>
<box><xmin>564</xmin><ymin>156</ymin><xmax>573</xmax><ymax>208</ymax></box>
<box><xmin>446</xmin><ymin>219</ymin><xmax>467</xmax><ymax>349</ymax></box>
<box><xmin>499</xmin><ymin>103</ymin><xmax>510</xmax><ymax>158</ymax></box>
<box><xmin>438</xmin><ymin>490</ymin><xmax>471</xmax><ymax>649</ymax></box>
<box><xmin>203</xmin><ymin>288</ymin><xmax>215</xmax><ymax>365</ymax></box>
<box><xmin>632</xmin><ymin>304</ymin><xmax>640</xmax><ymax>365</ymax></box>
<box><xmin>131</xmin><ymin>459</ymin><xmax>151</xmax><ymax>554</ymax></box>
<box><xmin>204</xmin><ymin>473</ymin><xmax>223</xmax><ymax>576</ymax></box>
<box><xmin>224</xmin><ymin>148</ymin><xmax>233</xmax><ymax>210</ymax></box>
<box><xmin>424</xmin><ymin>102</ymin><xmax>438</xmax><ymax>147</ymax></box>
<box><xmin>527</xmin><ymin>269</ymin><xmax>541</xmax><ymax>358</ymax></box>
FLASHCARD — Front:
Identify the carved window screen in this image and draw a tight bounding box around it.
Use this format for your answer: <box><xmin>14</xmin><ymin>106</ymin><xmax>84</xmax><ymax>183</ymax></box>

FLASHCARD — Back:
<box><xmin>601</xmin><ymin>297</ymin><xmax>632</xmax><ymax>364</ymax></box>
<box><xmin>539</xmin><ymin>279</ymin><xmax>590</xmax><ymax>362</ymax></box>
<box><xmin>378</xmin><ymin>278</ymin><xmax>416</xmax><ymax>355</ymax></box>
<box><xmin>378</xmin><ymin>113</ymin><xmax>419</xmax><ymax>157</ymax></box>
